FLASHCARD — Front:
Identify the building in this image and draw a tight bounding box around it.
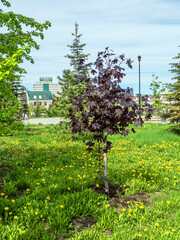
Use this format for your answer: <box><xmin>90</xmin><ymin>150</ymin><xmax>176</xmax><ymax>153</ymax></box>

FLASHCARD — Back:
<box><xmin>27</xmin><ymin>91</ymin><xmax>53</xmax><ymax>108</ymax></box>
<box><xmin>18</xmin><ymin>88</ymin><xmax>53</xmax><ymax>110</ymax></box>
<box><xmin>33</xmin><ymin>77</ymin><xmax>61</xmax><ymax>96</ymax></box>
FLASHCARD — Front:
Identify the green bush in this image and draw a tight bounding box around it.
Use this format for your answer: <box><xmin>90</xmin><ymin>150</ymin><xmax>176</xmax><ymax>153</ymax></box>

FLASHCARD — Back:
<box><xmin>0</xmin><ymin>121</ymin><xmax>24</xmax><ymax>136</ymax></box>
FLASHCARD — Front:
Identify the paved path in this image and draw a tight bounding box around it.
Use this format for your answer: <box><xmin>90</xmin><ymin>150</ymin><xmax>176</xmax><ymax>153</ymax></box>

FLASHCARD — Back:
<box><xmin>23</xmin><ymin>118</ymin><xmax>66</xmax><ymax>125</ymax></box>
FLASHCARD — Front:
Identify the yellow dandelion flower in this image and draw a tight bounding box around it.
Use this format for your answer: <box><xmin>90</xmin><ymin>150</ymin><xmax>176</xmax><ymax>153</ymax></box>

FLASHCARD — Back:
<box><xmin>172</xmin><ymin>229</ymin><xmax>176</xmax><ymax>232</ymax></box>
<box><xmin>144</xmin><ymin>229</ymin><xmax>147</xmax><ymax>232</ymax></box>
<box><xmin>138</xmin><ymin>234</ymin><xmax>142</xmax><ymax>237</ymax></box>
<box><xmin>12</xmin><ymin>199</ymin><xmax>15</xmax><ymax>203</ymax></box>
<box><xmin>60</xmin><ymin>205</ymin><xmax>64</xmax><ymax>208</ymax></box>
<box><xmin>14</xmin><ymin>216</ymin><xmax>18</xmax><ymax>219</ymax></box>
<box><xmin>128</xmin><ymin>214</ymin><xmax>131</xmax><ymax>216</ymax></box>
<box><xmin>4</xmin><ymin>207</ymin><xmax>9</xmax><ymax>211</ymax></box>
<box><xmin>46</xmin><ymin>196</ymin><xmax>50</xmax><ymax>200</ymax></box>
<box><xmin>9</xmin><ymin>212</ymin><xmax>12</xmax><ymax>215</ymax></box>
<box><xmin>97</xmin><ymin>202</ymin><xmax>100</xmax><ymax>205</ymax></box>
<box><xmin>35</xmin><ymin>212</ymin><xmax>38</xmax><ymax>215</ymax></box>
<box><xmin>165</xmin><ymin>231</ymin><xmax>169</xmax><ymax>235</ymax></box>
<box><xmin>127</xmin><ymin>201</ymin><xmax>130</xmax><ymax>204</ymax></box>
<box><xmin>96</xmin><ymin>184</ymin><xmax>99</xmax><ymax>188</ymax></box>
<box><xmin>155</xmin><ymin>223</ymin><xmax>159</xmax><ymax>226</ymax></box>
<box><xmin>167</xmin><ymin>201</ymin><xmax>170</xmax><ymax>204</ymax></box>
<box><xmin>1</xmin><ymin>193</ymin><xmax>5</xmax><ymax>196</ymax></box>
<box><xmin>139</xmin><ymin>205</ymin><xmax>144</xmax><ymax>209</ymax></box>
<box><xmin>21</xmin><ymin>230</ymin><xmax>25</xmax><ymax>234</ymax></box>
<box><xmin>122</xmin><ymin>208</ymin><xmax>126</xmax><ymax>212</ymax></box>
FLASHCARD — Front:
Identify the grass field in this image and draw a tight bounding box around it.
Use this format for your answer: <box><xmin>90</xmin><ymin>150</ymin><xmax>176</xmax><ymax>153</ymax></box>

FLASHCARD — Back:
<box><xmin>0</xmin><ymin>123</ymin><xmax>179</xmax><ymax>239</ymax></box>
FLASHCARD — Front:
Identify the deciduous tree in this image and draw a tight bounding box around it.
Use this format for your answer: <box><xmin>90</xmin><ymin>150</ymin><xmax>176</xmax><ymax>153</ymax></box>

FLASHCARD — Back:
<box><xmin>0</xmin><ymin>0</ymin><xmax>51</xmax><ymax>95</ymax></box>
<box><xmin>69</xmin><ymin>48</ymin><xmax>151</xmax><ymax>194</ymax></box>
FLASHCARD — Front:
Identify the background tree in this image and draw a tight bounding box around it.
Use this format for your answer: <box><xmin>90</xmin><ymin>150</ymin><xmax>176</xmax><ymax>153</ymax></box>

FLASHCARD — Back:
<box><xmin>0</xmin><ymin>0</ymin><xmax>51</xmax><ymax>129</ymax></box>
<box><xmin>50</xmin><ymin>23</ymin><xmax>90</xmax><ymax>119</ymax></box>
<box><xmin>165</xmin><ymin>48</ymin><xmax>180</xmax><ymax>125</ymax></box>
<box><xmin>48</xmin><ymin>69</ymin><xmax>86</xmax><ymax>118</ymax></box>
<box><xmin>0</xmin><ymin>0</ymin><xmax>51</xmax><ymax>96</ymax></box>
<box><xmin>0</xmin><ymin>50</ymin><xmax>23</xmax><ymax>135</ymax></box>
<box><xmin>149</xmin><ymin>74</ymin><xmax>166</xmax><ymax>122</ymax></box>
<box><xmin>65</xmin><ymin>22</ymin><xmax>90</xmax><ymax>75</ymax></box>
<box><xmin>69</xmin><ymin>48</ymin><xmax>151</xmax><ymax>194</ymax></box>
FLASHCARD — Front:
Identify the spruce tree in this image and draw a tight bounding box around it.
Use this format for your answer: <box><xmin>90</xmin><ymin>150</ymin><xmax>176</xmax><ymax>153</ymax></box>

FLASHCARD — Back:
<box><xmin>48</xmin><ymin>69</ymin><xmax>86</xmax><ymax>118</ymax></box>
<box><xmin>166</xmin><ymin>48</ymin><xmax>180</xmax><ymax>125</ymax></box>
<box><xmin>49</xmin><ymin>23</ymin><xmax>90</xmax><ymax>118</ymax></box>
<box><xmin>65</xmin><ymin>22</ymin><xmax>90</xmax><ymax>74</ymax></box>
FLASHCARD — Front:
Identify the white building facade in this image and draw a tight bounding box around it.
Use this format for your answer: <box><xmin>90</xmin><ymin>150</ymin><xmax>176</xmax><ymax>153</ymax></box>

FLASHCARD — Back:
<box><xmin>33</xmin><ymin>77</ymin><xmax>61</xmax><ymax>96</ymax></box>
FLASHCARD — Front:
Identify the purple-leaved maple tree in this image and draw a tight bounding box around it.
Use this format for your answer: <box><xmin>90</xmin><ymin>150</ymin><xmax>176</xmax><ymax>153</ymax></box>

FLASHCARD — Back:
<box><xmin>69</xmin><ymin>48</ymin><xmax>151</xmax><ymax>195</ymax></box>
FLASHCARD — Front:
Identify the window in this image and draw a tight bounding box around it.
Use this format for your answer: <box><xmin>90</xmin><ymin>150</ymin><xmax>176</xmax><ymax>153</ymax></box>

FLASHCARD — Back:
<box><xmin>39</xmin><ymin>95</ymin><xmax>42</xmax><ymax>99</ymax></box>
<box><xmin>34</xmin><ymin>102</ymin><xmax>36</xmax><ymax>106</ymax></box>
<box><xmin>44</xmin><ymin>95</ymin><xmax>47</xmax><ymax>99</ymax></box>
<box><xmin>44</xmin><ymin>102</ymin><xmax>47</xmax><ymax>106</ymax></box>
<box><xmin>39</xmin><ymin>102</ymin><xmax>42</xmax><ymax>106</ymax></box>
<box><xmin>33</xmin><ymin>95</ymin><xmax>37</xmax><ymax>99</ymax></box>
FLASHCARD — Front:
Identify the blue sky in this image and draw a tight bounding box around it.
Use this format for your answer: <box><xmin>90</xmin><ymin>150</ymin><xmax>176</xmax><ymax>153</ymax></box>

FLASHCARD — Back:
<box><xmin>5</xmin><ymin>0</ymin><xmax>180</xmax><ymax>94</ymax></box>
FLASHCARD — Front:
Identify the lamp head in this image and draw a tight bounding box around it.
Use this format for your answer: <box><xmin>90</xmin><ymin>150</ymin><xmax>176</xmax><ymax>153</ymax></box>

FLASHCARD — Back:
<box><xmin>138</xmin><ymin>55</ymin><xmax>141</xmax><ymax>62</ymax></box>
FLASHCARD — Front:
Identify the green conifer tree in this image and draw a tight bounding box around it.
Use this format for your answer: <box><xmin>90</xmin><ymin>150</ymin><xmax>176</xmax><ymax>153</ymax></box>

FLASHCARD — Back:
<box><xmin>65</xmin><ymin>22</ymin><xmax>90</xmax><ymax>74</ymax></box>
<box><xmin>166</xmin><ymin>48</ymin><xmax>180</xmax><ymax>125</ymax></box>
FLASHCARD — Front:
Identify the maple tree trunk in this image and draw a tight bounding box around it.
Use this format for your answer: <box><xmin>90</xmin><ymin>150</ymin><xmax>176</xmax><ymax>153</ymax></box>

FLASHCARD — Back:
<box><xmin>104</xmin><ymin>135</ymin><xmax>109</xmax><ymax>195</ymax></box>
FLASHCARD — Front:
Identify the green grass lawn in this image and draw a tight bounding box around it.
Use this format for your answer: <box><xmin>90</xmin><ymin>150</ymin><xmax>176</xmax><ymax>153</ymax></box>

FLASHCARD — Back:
<box><xmin>0</xmin><ymin>123</ymin><xmax>179</xmax><ymax>239</ymax></box>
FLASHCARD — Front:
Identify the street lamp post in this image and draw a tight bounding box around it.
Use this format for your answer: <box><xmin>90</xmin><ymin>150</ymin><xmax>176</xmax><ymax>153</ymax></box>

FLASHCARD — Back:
<box><xmin>138</xmin><ymin>55</ymin><xmax>141</xmax><ymax>111</ymax></box>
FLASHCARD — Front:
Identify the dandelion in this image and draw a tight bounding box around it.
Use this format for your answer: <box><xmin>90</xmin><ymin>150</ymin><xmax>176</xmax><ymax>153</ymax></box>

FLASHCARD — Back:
<box><xmin>46</xmin><ymin>196</ymin><xmax>50</xmax><ymax>200</ymax></box>
<box><xmin>144</xmin><ymin>229</ymin><xmax>147</xmax><ymax>232</ymax></box>
<box><xmin>21</xmin><ymin>230</ymin><xmax>25</xmax><ymax>234</ymax></box>
<box><xmin>167</xmin><ymin>201</ymin><xmax>170</xmax><ymax>204</ymax></box>
<box><xmin>26</xmin><ymin>189</ymin><xmax>30</xmax><ymax>192</ymax></box>
<box><xmin>97</xmin><ymin>202</ymin><xmax>100</xmax><ymax>205</ymax></box>
<box><xmin>35</xmin><ymin>212</ymin><xmax>38</xmax><ymax>215</ymax></box>
<box><xmin>165</xmin><ymin>231</ymin><xmax>169</xmax><ymax>235</ymax></box>
<box><xmin>138</xmin><ymin>234</ymin><xmax>142</xmax><ymax>237</ymax></box>
<box><xmin>4</xmin><ymin>207</ymin><xmax>9</xmax><ymax>211</ymax></box>
<box><xmin>172</xmin><ymin>229</ymin><xmax>176</xmax><ymax>232</ymax></box>
<box><xmin>127</xmin><ymin>201</ymin><xmax>130</xmax><ymax>204</ymax></box>
<box><xmin>27</xmin><ymin>203</ymin><xmax>31</xmax><ymax>205</ymax></box>
<box><xmin>14</xmin><ymin>216</ymin><xmax>18</xmax><ymax>219</ymax></box>
<box><xmin>67</xmin><ymin>187</ymin><xmax>70</xmax><ymax>190</ymax></box>
<box><xmin>12</xmin><ymin>199</ymin><xmax>15</xmax><ymax>203</ymax></box>
<box><xmin>139</xmin><ymin>205</ymin><xmax>144</xmax><ymax>209</ymax></box>
<box><xmin>1</xmin><ymin>193</ymin><xmax>5</xmax><ymax>196</ymax></box>
<box><xmin>155</xmin><ymin>223</ymin><xmax>159</xmax><ymax>226</ymax></box>
<box><xmin>9</xmin><ymin>212</ymin><xmax>12</xmax><ymax>215</ymax></box>
<box><xmin>60</xmin><ymin>205</ymin><xmax>64</xmax><ymax>208</ymax></box>
<box><xmin>96</xmin><ymin>184</ymin><xmax>99</xmax><ymax>188</ymax></box>
<box><xmin>122</xmin><ymin>208</ymin><xmax>126</xmax><ymax>212</ymax></box>
<box><xmin>105</xmin><ymin>205</ymin><xmax>109</xmax><ymax>208</ymax></box>
<box><xmin>128</xmin><ymin>214</ymin><xmax>131</xmax><ymax>217</ymax></box>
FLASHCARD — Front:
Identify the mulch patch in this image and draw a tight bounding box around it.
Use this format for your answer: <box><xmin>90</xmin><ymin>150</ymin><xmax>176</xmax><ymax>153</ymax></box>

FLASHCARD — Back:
<box><xmin>108</xmin><ymin>191</ymin><xmax>151</xmax><ymax>209</ymax></box>
<box><xmin>91</xmin><ymin>183</ymin><xmax>151</xmax><ymax>210</ymax></box>
<box><xmin>71</xmin><ymin>216</ymin><xmax>96</xmax><ymax>232</ymax></box>
<box><xmin>91</xmin><ymin>183</ymin><xmax>124</xmax><ymax>198</ymax></box>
